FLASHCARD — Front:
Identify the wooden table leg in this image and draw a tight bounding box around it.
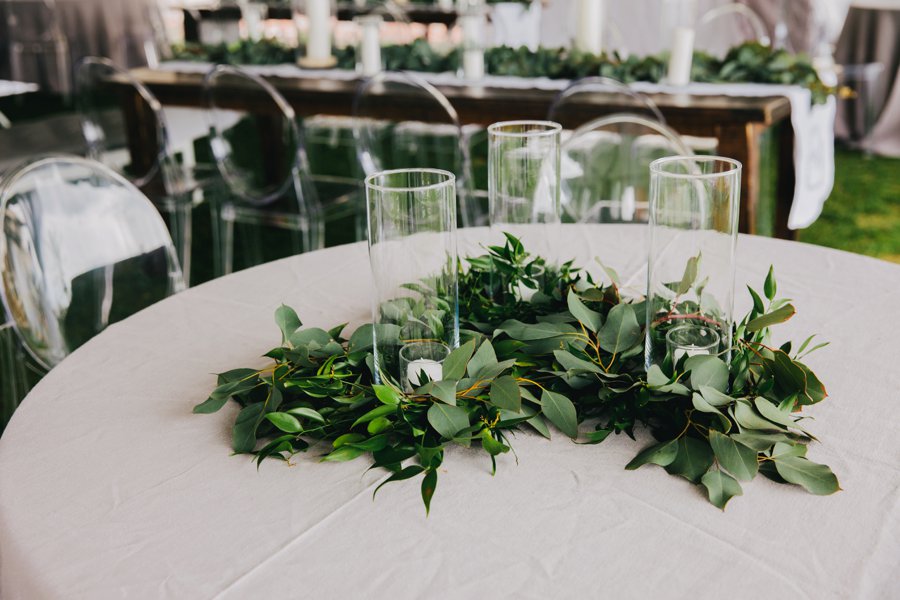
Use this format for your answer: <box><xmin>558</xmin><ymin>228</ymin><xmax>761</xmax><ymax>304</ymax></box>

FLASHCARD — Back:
<box><xmin>717</xmin><ymin>122</ymin><xmax>761</xmax><ymax>235</ymax></box>
<box><xmin>775</xmin><ymin>122</ymin><xmax>797</xmax><ymax>240</ymax></box>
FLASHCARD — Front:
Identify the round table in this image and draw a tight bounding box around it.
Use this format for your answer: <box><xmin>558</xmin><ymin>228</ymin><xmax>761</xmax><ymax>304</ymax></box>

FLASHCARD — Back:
<box><xmin>1</xmin><ymin>225</ymin><xmax>898</xmax><ymax>598</ymax></box>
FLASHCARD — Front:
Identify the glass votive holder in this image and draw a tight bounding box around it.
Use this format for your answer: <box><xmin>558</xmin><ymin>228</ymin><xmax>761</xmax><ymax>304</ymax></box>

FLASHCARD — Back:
<box><xmin>400</xmin><ymin>341</ymin><xmax>450</xmax><ymax>392</ymax></box>
<box><xmin>665</xmin><ymin>323</ymin><xmax>720</xmax><ymax>363</ymax></box>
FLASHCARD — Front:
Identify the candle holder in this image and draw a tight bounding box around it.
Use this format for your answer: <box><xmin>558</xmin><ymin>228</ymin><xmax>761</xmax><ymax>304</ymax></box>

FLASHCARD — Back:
<box><xmin>366</xmin><ymin>168</ymin><xmax>459</xmax><ymax>386</ymax></box>
<box><xmin>293</xmin><ymin>0</ymin><xmax>338</xmax><ymax>69</ymax></box>
<box><xmin>645</xmin><ymin>156</ymin><xmax>741</xmax><ymax>370</ymax></box>
<box><xmin>666</xmin><ymin>323</ymin><xmax>721</xmax><ymax>364</ymax></box>
<box><xmin>354</xmin><ymin>14</ymin><xmax>383</xmax><ymax>76</ymax></box>
<box><xmin>399</xmin><ymin>341</ymin><xmax>450</xmax><ymax>392</ymax></box>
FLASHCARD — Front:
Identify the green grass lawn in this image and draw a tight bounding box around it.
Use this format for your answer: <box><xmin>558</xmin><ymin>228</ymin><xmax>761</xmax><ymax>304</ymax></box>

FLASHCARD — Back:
<box><xmin>798</xmin><ymin>148</ymin><xmax>900</xmax><ymax>263</ymax></box>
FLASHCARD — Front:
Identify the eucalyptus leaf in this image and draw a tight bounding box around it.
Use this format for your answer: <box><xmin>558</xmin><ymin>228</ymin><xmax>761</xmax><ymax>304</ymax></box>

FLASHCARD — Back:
<box><xmin>567</xmin><ymin>290</ymin><xmax>603</xmax><ymax>332</ymax></box>
<box><xmin>427</xmin><ymin>403</ymin><xmax>470</xmax><ymax>439</ymax></box>
<box><xmin>665</xmin><ymin>437</ymin><xmax>714</xmax><ymax>483</ymax></box>
<box><xmin>701</xmin><ymin>469</ymin><xmax>743</xmax><ymax>509</ymax></box>
<box><xmin>686</xmin><ymin>355</ymin><xmax>729</xmax><ymax>392</ymax></box>
<box><xmin>275</xmin><ymin>304</ymin><xmax>302</xmax><ymax>345</ymax></box>
<box><xmin>540</xmin><ymin>390</ymin><xmax>579</xmax><ymax>438</ymax></box>
<box><xmin>709</xmin><ymin>430</ymin><xmax>758</xmax><ymax>481</ymax></box>
<box><xmin>442</xmin><ymin>339</ymin><xmax>476</xmax><ymax>381</ymax></box>
<box><xmin>625</xmin><ymin>439</ymin><xmax>679</xmax><ymax>470</ymax></box>
<box><xmin>598</xmin><ymin>304</ymin><xmax>641</xmax><ymax>354</ymax></box>
<box><xmin>489</xmin><ymin>376</ymin><xmax>521</xmax><ymax>412</ymax></box>
<box><xmin>773</xmin><ymin>455</ymin><xmax>840</xmax><ymax>495</ymax></box>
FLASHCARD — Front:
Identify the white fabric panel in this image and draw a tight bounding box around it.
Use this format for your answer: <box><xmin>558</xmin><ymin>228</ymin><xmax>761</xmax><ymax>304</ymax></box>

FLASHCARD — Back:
<box><xmin>1</xmin><ymin>224</ymin><xmax>898</xmax><ymax>599</ymax></box>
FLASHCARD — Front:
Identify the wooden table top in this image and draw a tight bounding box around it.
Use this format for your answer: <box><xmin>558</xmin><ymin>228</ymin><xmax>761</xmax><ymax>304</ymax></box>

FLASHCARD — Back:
<box><xmin>130</xmin><ymin>67</ymin><xmax>792</xmax><ymax>129</ymax></box>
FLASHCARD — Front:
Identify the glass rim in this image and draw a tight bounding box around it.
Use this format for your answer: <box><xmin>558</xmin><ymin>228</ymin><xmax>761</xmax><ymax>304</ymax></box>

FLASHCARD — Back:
<box><xmin>364</xmin><ymin>168</ymin><xmax>456</xmax><ymax>194</ymax></box>
<box><xmin>487</xmin><ymin>120</ymin><xmax>562</xmax><ymax>138</ymax></box>
<box><xmin>665</xmin><ymin>323</ymin><xmax>721</xmax><ymax>348</ymax></box>
<box><xmin>649</xmin><ymin>155</ymin><xmax>742</xmax><ymax>179</ymax></box>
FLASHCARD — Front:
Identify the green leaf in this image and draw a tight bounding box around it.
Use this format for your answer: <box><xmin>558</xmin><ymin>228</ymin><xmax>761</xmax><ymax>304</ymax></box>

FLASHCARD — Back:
<box><xmin>232</xmin><ymin>403</ymin><xmax>265</xmax><ymax>453</ymax></box>
<box><xmin>773</xmin><ymin>456</ymin><xmax>840</xmax><ymax>495</ymax></box>
<box><xmin>567</xmin><ymin>290</ymin><xmax>603</xmax><ymax>332</ymax></box>
<box><xmin>427</xmin><ymin>403</ymin><xmax>470</xmax><ymax>439</ymax></box>
<box><xmin>467</xmin><ymin>339</ymin><xmax>498</xmax><ymax>378</ymax></box>
<box><xmin>442</xmin><ymin>339</ymin><xmax>476</xmax><ymax>381</ymax></box>
<box><xmin>367</xmin><ymin>416</ymin><xmax>392</xmax><ymax>434</ymax></box>
<box><xmin>373</xmin><ymin>384</ymin><xmax>402</xmax><ymax>406</ymax></box>
<box><xmin>746</xmin><ymin>304</ymin><xmax>795</xmax><ymax>332</ymax></box>
<box><xmin>421</xmin><ymin>469</ymin><xmax>437</xmax><ymax>515</ymax></box>
<box><xmin>598</xmin><ymin>304</ymin><xmax>641</xmax><ymax>354</ymax></box>
<box><xmin>554</xmin><ymin>349</ymin><xmax>603</xmax><ymax>374</ymax></box>
<box><xmin>753</xmin><ymin>397</ymin><xmax>798</xmax><ymax>428</ymax></box>
<box><xmin>265</xmin><ymin>412</ymin><xmax>303</xmax><ymax>434</ymax></box>
<box><xmin>665</xmin><ymin>437</ymin><xmax>714</xmax><ymax>483</ymax></box>
<box><xmin>285</xmin><ymin>407</ymin><xmax>326</xmax><ymax>424</ymax></box>
<box><xmin>373</xmin><ymin>465</ymin><xmax>424</xmax><ymax>497</ymax></box>
<box><xmin>701</xmin><ymin>469</ymin><xmax>743</xmax><ymax>509</ymax></box>
<box><xmin>698</xmin><ymin>385</ymin><xmax>735</xmax><ymax>408</ymax></box>
<box><xmin>424</xmin><ymin>380</ymin><xmax>458</xmax><ymax>405</ymax></box>
<box><xmin>322</xmin><ymin>445</ymin><xmax>365</xmax><ymax>462</ymax></box>
<box><xmin>489</xmin><ymin>376</ymin><xmax>521</xmax><ymax>412</ymax></box>
<box><xmin>691</xmin><ymin>393</ymin><xmax>731</xmax><ymax>433</ymax></box>
<box><xmin>540</xmin><ymin>390</ymin><xmax>578</xmax><ymax>438</ymax></box>
<box><xmin>709</xmin><ymin>430</ymin><xmax>758</xmax><ymax>481</ymax></box>
<box><xmin>764</xmin><ymin>265</ymin><xmax>777</xmax><ymax>300</ymax></box>
<box><xmin>578</xmin><ymin>428</ymin><xmax>612</xmax><ymax>445</ymax></box>
<box><xmin>733</xmin><ymin>400</ymin><xmax>785</xmax><ymax>432</ymax></box>
<box><xmin>732</xmin><ymin>432</ymin><xmax>790</xmax><ymax>451</ymax></box>
<box><xmin>193</xmin><ymin>395</ymin><xmax>229</xmax><ymax>414</ymax></box>
<box><xmin>275</xmin><ymin>304</ymin><xmax>302</xmax><ymax>345</ymax></box>
<box><xmin>677</xmin><ymin>254</ymin><xmax>701</xmax><ymax>295</ymax></box>
<box><xmin>351</xmin><ymin>404</ymin><xmax>397</xmax><ymax>429</ymax></box>
<box><xmin>480</xmin><ymin>429</ymin><xmax>510</xmax><ymax>456</ymax></box>
<box><xmin>747</xmin><ymin>285</ymin><xmax>765</xmax><ymax>314</ymax></box>
<box><xmin>348</xmin><ymin>323</ymin><xmax>400</xmax><ymax>352</ymax></box>
<box><xmin>334</xmin><ymin>433</ymin><xmax>366</xmax><ymax>448</ymax></box>
<box><xmin>625</xmin><ymin>439</ymin><xmax>679</xmax><ymax>470</ymax></box>
<box><xmin>686</xmin><ymin>355</ymin><xmax>729</xmax><ymax>392</ymax></box>
<box><xmin>496</xmin><ymin>319</ymin><xmax>574</xmax><ymax>341</ymax></box>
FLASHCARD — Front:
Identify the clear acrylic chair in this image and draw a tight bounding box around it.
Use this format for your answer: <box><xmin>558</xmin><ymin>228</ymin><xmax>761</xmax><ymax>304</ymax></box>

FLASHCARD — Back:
<box><xmin>204</xmin><ymin>64</ymin><xmax>324</xmax><ymax>275</ymax></box>
<box><xmin>560</xmin><ymin>113</ymin><xmax>693</xmax><ymax>224</ymax></box>
<box><xmin>0</xmin><ymin>156</ymin><xmax>184</xmax><ymax>424</ymax></box>
<box><xmin>3</xmin><ymin>0</ymin><xmax>72</xmax><ymax>95</ymax></box>
<box><xmin>548</xmin><ymin>76</ymin><xmax>666</xmax><ymax>127</ymax></box>
<box><xmin>74</xmin><ymin>57</ymin><xmax>206</xmax><ymax>285</ymax></box>
<box><xmin>696</xmin><ymin>3</ymin><xmax>770</xmax><ymax>57</ymax></box>
<box><xmin>352</xmin><ymin>70</ymin><xmax>479</xmax><ymax>227</ymax></box>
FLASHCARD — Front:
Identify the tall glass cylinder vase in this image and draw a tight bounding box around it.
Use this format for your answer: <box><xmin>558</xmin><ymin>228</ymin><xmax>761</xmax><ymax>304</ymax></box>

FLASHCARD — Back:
<box><xmin>488</xmin><ymin>120</ymin><xmax>561</xmax><ymax>256</ymax></box>
<box><xmin>645</xmin><ymin>156</ymin><xmax>741</xmax><ymax>371</ymax></box>
<box><xmin>366</xmin><ymin>168</ymin><xmax>459</xmax><ymax>388</ymax></box>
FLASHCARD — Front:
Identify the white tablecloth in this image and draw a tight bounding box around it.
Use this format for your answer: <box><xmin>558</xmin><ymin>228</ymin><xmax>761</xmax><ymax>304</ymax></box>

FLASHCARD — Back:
<box><xmin>1</xmin><ymin>225</ymin><xmax>898</xmax><ymax>599</ymax></box>
<box><xmin>158</xmin><ymin>61</ymin><xmax>835</xmax><ymax>230</ymax></box>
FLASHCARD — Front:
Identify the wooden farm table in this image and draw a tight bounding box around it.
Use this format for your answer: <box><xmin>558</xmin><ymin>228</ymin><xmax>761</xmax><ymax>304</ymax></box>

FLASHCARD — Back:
<box><xmin>126</xmin><ymin>67</ymin><xmax>796</xmax><ymax>238</ymax></box>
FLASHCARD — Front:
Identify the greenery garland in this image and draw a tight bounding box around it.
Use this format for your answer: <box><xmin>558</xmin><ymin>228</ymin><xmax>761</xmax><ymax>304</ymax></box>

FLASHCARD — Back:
<box><xmin>170</xmin><ymin>39</ymin><xmax>834</xmax><ymax>104</ymax></box>
<box><xmin>195</xmin><ymin>234</ymin><xmax>839</xmax><ymax>512</ymax></box>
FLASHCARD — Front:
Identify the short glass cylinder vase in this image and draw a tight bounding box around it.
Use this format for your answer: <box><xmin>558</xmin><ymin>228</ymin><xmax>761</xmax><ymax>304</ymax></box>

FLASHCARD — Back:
<box><xmin>645</xmin><ymin>156</ymin><xmax>741</xmax><ymax>371</ymax></box>
<box><xmin>366</xmin><ymin>168</ymin><xmax>459</xmax><ymax>387</ymax></box>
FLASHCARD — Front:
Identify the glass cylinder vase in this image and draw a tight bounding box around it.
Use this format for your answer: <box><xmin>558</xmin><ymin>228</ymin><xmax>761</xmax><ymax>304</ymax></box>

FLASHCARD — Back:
<box><xmin>488</xmin><ymin>120</ymin><xmax>561</xmax><ymax>256</ymax></box>
<box><xmin>645</xmin><ymin>156</ymin><xmax>741</xmax><ymax>371</ymax></box>
<box><xmin>366</xmin><ymin>168</ymin><xmax>459</xmax><ymax>388</ymax></box>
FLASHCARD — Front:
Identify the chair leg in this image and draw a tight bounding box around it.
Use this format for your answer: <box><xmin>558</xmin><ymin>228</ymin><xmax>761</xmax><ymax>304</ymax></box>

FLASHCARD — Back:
<box><xmin>169</xmin><ymin>199</ymin><xmax>193</xmax><ymax>286</ymax></box>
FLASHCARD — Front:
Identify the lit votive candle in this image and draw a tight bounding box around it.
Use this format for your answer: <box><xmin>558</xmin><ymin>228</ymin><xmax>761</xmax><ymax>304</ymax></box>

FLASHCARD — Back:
<box><xmin>666</xmin><ymin>323</ymin><xmax>720</xmax><ymax>362</ymax></box>
<box><xmin>399</xmin><ymin>341</ymin><xmax>450</xmax><ymax>391</ymax></box>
